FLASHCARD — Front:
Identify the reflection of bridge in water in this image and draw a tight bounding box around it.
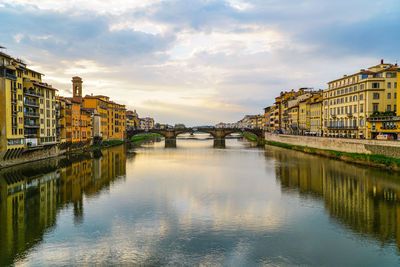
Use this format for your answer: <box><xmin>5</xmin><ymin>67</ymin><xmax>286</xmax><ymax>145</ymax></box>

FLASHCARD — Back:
<box><xmin>127</xmin><ymin>128</ymin><xmax>265</xmax><ymax>148</ymax></box>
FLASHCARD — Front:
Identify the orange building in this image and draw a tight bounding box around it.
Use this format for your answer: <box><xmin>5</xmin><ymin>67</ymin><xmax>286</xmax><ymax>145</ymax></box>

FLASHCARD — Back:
<box><xmin>82</xmin><ymin>95</ymin><xmax>109</xmax><ymax>139</ymax></box>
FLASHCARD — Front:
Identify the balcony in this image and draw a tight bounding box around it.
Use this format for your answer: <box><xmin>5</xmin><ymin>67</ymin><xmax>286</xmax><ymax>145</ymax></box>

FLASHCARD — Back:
<box><xmin>367</xmin><ymin>116</ymin><xmax>400</xmax><ymax>122</ymax></box>
<box><xmin>11</xmin><ymin>98</ymin><xmax>17</xmax><ymax>105</ymax></box>
<box><xmin>6</xmin><ymin>73</ymin><xmax>17</xmax><ymax>81</ymax></box>
<box><xmin>327</xmin><ymin>126</ymin><xmax>358</xmax><ymax>130</ymax></box>
<box><xmin>24</xmin><ymin>122</ymin><xmax>40</xmax><ymax>128</ymax></box>
<box><xmin>12</xmin><ymin>111</ymin><xmax>18</xmax><ymax>117</ymax></box>
<box><xmin>12</xmin><ymin>123</ymin><xmax>18</xmax><ymax>128</ymax></box>
<box><xmin>23</xmin><ymin>89</ymin><xmax>43</xmax><ymax>98</ymax></box>
<box><xmin>24</xmin><ymin>112</ymin><xmax>40</xmax><ymax>118</ymax></box>
<box><xmin>25</xmin><ymin>133</ymin><xmax>38</xmax><ymax>138</ymax></box>
<box><xmin>24</xmin><ymin>100</ymin><xmax>39</xmax><ymax>107</ymax></box>
<box><xmin>346</xmin><ymin>113</ymin><xmax>353</xmax><ymax>118</ymax></box>
<box><xmin>381</xmin><ymin>125</ymin><xmax>397</xmax><ymax>130</ymax></box>
<box><xmin>11</xmin><ymin>87</ymin><xmax>17</xmax><ymax>93</ymax></box>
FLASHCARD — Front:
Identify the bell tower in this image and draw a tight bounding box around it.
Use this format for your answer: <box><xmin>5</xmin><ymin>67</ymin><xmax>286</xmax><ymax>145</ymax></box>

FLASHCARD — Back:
<box><xmin>72</xmin><ymin>76</ymin><xmax>83</xmax><ymax>98</ymax></box>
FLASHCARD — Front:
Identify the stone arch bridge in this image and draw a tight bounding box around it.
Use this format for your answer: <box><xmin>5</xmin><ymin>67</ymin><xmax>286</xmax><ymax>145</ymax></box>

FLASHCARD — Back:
<box><xmin>127</xmin><ymin>128</ymin><xmax>265</xmax><ymax>147</ymax></box>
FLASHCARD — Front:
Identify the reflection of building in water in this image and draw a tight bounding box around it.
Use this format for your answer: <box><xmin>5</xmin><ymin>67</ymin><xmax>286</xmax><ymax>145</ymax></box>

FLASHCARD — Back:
<box><xmin>0</xmin><ymin>145</ymin><xmax>126</xmax><ymax>266</ymax></box>
<box><xmin>272</xmin><ymin>148</ymin><xmax>400</xmax><ymax>250</ymax></box>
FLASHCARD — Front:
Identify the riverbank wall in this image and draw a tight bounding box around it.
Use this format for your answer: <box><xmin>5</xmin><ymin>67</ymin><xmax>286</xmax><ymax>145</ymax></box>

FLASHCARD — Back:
<box><xmin>265</xmin><ymin>133</ymin><xmax>400</xmax><ymax>158</ymax></box>
<box><xmin>0</xmin><ymin>146</ymin><xmax>65</xmax><ymax>169</ymax></box>
<box><xmin>0</xmin><ymin>134</ymin><xmax>160</xmax><ymax>169</ymax></box>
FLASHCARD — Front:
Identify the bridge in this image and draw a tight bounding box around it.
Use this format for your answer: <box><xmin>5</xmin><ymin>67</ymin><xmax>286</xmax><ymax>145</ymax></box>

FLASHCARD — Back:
<box><xmin>126</xmin><ymin>127</ymin><xmax>265</xmax><ymax>147</ymax></box>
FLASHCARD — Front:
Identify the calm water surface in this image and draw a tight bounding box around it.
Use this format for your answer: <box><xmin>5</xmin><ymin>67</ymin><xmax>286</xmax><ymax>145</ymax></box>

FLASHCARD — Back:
<box><xmin>1</xmin><ymin>134</ymin><xmax>400</xmax><ymax>266</ymax></box>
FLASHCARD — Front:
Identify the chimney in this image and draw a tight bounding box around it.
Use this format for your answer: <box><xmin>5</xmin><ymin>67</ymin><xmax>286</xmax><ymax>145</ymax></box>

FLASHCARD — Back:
<box><xmin>381</xmin><ymin>59</ymin><xmax>384</xmax><ymax>64</ymax></box>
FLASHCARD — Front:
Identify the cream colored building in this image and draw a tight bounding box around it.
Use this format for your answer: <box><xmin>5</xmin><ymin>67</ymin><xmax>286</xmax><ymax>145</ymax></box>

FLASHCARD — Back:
<box><xmin>323</xmin><ymin>60</ymin><xmax>399</xmax><ymax>139</ymax></box>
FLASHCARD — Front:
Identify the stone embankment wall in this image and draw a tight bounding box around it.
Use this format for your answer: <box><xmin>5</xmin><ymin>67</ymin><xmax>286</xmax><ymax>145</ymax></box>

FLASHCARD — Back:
<box><xmin>265</xmin><ymin>133</ymin><xmax>400</xmax><ymax>158</ymax></box>
<box><xmin>0</xmin><ymin>146</ymin><xmax>66</xmax><ymax>169</ymax></box>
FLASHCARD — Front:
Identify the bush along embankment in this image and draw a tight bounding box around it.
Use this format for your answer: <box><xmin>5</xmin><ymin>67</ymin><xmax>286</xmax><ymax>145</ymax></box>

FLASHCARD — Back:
<box><xmin>265</xmin><ymin>140</ymin><xmax>400</xmax><ymax>172</ymax></box>
<box><xmin>130</xmin><ymin>134</ymin><xmax>162</xmax><ymax>142</ymax></box>
<box><xmin>242</xmin><ymin>133</ymin><xmax>266</xmax><ymax>145</ymax></box>
<box><xmin>68</xmin><ymin>134</ymin><xmax>162</xmax><ymax>154</ymax></box>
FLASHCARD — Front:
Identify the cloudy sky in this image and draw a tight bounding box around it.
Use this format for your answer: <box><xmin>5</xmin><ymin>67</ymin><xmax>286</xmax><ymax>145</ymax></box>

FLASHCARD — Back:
<box><xmin>0</xmin><ymin>0</ymin><xmax>399</xmax><ymax>126</ymax></box>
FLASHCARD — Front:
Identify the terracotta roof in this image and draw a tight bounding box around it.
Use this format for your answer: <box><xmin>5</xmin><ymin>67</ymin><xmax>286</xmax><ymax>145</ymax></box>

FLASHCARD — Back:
<box><xmin>0</xmin><ymin>51</ymin><xmax>12</xmax><ymax>59</ymax></box>
<box><xmin>31</xmin><ymin>80</ymin><xmax>58</xmax><ymax>90</ymax></box>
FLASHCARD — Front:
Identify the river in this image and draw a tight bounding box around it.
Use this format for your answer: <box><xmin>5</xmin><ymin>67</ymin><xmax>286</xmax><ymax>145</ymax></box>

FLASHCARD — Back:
<box><xmin>1</xmin><ymin>134</ymin><xmax>400</xmax><ymax>266</ymax></box>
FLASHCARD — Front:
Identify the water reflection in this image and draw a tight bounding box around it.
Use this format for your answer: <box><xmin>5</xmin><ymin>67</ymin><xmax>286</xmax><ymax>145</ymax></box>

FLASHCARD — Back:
<box><xmin>2</xmin><ymin>139</ymin><xmax>400</xmax><ymax>266</ymax></box>
<box><xmin>270</xmin><ymin>146</ymin><xmax>400</xmax><ymax>250</ymax></box>
<box><xmin>0</xmin><ymin>146</ymin><xmax>126</xmax><ymax>266</ymax></box>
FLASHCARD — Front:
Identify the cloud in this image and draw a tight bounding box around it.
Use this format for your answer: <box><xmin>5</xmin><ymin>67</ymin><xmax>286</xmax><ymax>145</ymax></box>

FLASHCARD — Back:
<box><xmin>0</xmin><ymin>0</ymin><xmax>399</xmax><ymax>125</ymax></box>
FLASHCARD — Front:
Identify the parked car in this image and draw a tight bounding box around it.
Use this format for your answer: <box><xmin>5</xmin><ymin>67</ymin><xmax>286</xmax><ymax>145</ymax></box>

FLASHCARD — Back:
<box><xmin>376</xmin><ymin>134</ymin><xmax>394</xmax><ymax>140</ymax></box>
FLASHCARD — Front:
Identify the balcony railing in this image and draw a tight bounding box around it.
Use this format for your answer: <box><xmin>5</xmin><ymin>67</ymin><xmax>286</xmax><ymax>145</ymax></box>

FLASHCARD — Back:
<box><xmin>24</xmin><ymin>133</ymin><xmax>38</xmax><ymax>137</ymax></box>
<box><xmin>367</xmin><ymin>116</ymin><xmax>400</xmax><ymax>122</ymax></box>
<box><xmin>346</xmin><ymin>113</ymin><xmax>353</xmax><ymax>118</ymax></box>
<box><xmin>11</xmin><ymin>87</ymin><xmax>17</xmax><ymax>93</ymax></box>
<box><xmin>24</xmin><ymin>112</ymin><xmax>40</xmax><ymax>118</ymax></box>
<box><xmin>12</xmin><ymin>111</ymin><xmax>18</xmax><ymax>117</ymax></box>
<box><xmin>23</xmin><ymin>89</ymin><xmax>43</xmax><ymax>97</ymax></box>
<box><xmin>6</xmin><ymin>73</ymin><xmax>17</xmax><ymax>81</ymax></box>
<box><xmin>327</xmin><ymin>126</ymin><xmax>358</xmax><ymax>130</ymax></box>
<box><xmin>381</xmin><ymin>125</ymin><xmax>397</xmax><ymax>130</ymax></box>
<box><xmin>11</xmin><ymin>98</ymin><xmax>17</xmax><ymax>104</ymax></box>
<box><xmin>24</xmin><ymin>122</ymin><xmax>40</xmax><ymax>128</ymax></box>
<box><xmin>24</xmin><ymin>100</ymin><xmax>39</xmax><ymax>107</ymax></box>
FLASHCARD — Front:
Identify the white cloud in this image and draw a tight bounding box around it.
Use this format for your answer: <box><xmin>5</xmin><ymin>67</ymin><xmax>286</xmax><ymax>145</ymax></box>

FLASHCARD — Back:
<box><xmin>13</xmin><ymin>33</ymin><xmax>24</xmax><ymax>43</ymax></box>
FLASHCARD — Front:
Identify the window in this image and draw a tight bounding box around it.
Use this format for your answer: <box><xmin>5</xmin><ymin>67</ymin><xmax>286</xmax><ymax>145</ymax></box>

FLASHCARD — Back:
<box><xmin>395</xmin><ymin>82</ymin><xmax>398</xmax><ymax>89</ymax></box>
<box><xmin>360</xmin><ymin>94</ymin><xmax>364</xmax><ymax>100</ymax></box>
<box><xmin>372</xmin><ymin>83</ymin><xmax>380</xmax><ymax>89</ymax></box>
<box><xmin>373</xmin><ymin>103</ymin><xmax>379</xmax><ymax>112</ymax></box>
<box><xmin>360</xmin><ymin>119</ymin><xmax>364</xmax><ymax>126</ymax></box>
<box><xmin>373</xmin><ymin>93</ymin><xmax>380</xmax><ymax>99</ymax></box>
<box><xmin>360</xmin><ymin>104</ymin><xmax>364</xmax><ymax>112</ymax></box>
<box><xmin>354</xmin><ymin>86</ymin><xmax>357</xmax><ymax>91</ymax></box>
<box><xmin>354</xmin><ymin>105</ymin><xmax>357</xmax><ymax>113</ymax></box>
<box><xmin>387</xmin><ymin>105</ymin><xmax>391</xmax><ymax>111</ymax></box>
<box><xmin>353</xmin><ymin>95</ymin><xmax>357</xmax><ymax>101</ymax></box>
<box><xmin>388</xmin><ymin>93</ymin><xmax>391</xmax><ymax>99</ymax></box>
<box><xmin>388</xmin><ymin>82</ymin><xmax>392</xmax><ymax>89</ymax></box>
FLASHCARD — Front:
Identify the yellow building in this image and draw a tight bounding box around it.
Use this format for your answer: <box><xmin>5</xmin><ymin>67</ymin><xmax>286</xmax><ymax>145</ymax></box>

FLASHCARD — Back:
<box><xmin>263</xmin><ymin>106</ymin><xmax>273</xmax><ymax>132</ymax></box>
<box><xmin>270</xmin><ymin>105</ymin><xmax>280</xmax><ymax>132</ymax></box>
<box><xmin>367</xmin><ymin>69</ymin><xmax>400</xmax><ymax>139</ymax></box>
<box><xmin>107</xmin><ymin>101</ymin><xmax>126</xmax><ymax>140</ymax></box>
<box><xmin>288</xmin><ymin>105</ymin><xmax>299</xmax><ymax>134</ymax></box>
<box><xmin>0</xmin><ymin>52</ymin><xmax>25</xmax><ymax>159</ymax></box>
<box><xmin>324</xmin><ymin>60</ymin><xmax>399</xmax><ymax>139</ymax></box>
<box><xmin>298</xmin><ymin>99</ymin><xmax>309</xmax><ymax>135</ymax></box>
<box><xmin>309</xmin><ymin>95</ymin><xmax>323</xmax><ymax>136</ymax></box>
<box><xmin>1</xmin><ymin>51</ymin><xmax>57</xmax><ymax>160</ymax></box>
<box><xmin>56</xmin><ymin>96</ymin><xmax>67</xmax><ymax>144</ymax></box>
<box><xmin>126</xmin><ymin>110</ymin><xmax>139</xmax><ymax>130</ymax></box>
